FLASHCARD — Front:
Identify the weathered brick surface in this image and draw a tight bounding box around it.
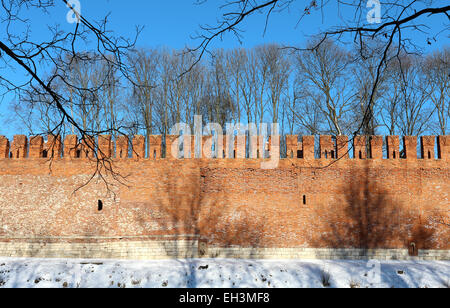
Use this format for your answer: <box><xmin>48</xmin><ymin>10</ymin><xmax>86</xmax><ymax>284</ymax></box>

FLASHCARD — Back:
<box><xmin>11</xmin><ymin>135</ymin><xmax>27</xmax><ymax>159</ymax></box>
<box><xmin>438</xmin><ymin>136</ymin><xmax>449</xmax><ymax>160</ymax></box>
<box><xmin>64</xmin><ymin>135</ymin><xmax>79</xmax><ymax>159</ymax></box>
<box><xmin>370</xmin><ymin>136</ymin><xmax>383</xmax><ymax>160</ymax></box>
<box><xmin>0</xmin><ymin>136</ymin><xmax>10</xmax><ymax>158</ymax></box>
<box><xmin>0</xmin><ymin>134</ymin><xmax>448</xmax><ymax>260</ymax></box>
<box><xmin>116</xmin><ymin>136</ymin><xmax>129</xmax><ymax>159</ymax></box>
<box><xmin>336</xmin><ymin>136</ymin><xmax>349</xmax><ymax>159</ymax></box>
<box><xmin>404</xmin><ymin>136</ymin><xmax>418</xmax><ymax>160</ymax></box>
<box><xmin>354</xmin><ymin>136</ymin><xmax>367</xmax><ymax>159</ymax></box>
<box><xmin>302</xmin><ymin>136</ymin><xmax>315</xmax><ymax>160</ymax></box>
<box><xmin>386</xmin><ymin>136</ymin><xmax>400</xmax><ymax>159</ymax></box>
<box><xmin>29</xmin><ymin>136</ymin><xmax>43</xmax><ymax>158</ymax></box>
<box><xmin>98</xmin><ymin>135</ymin><xmax>112</xmax><ymax>159</ymax></box>
<box><xmin>319</xmin><ymin>135</ymin><xmax>334</xmax><ymax>159</ymax></box>
<box><xmin>44</xmin><ymin>135</ymin><xmax>62</xmax><ymax>159</ymax></box>
<box><xmin>149</xmin><ymin>135</ymin><xmax>162</xmax><ymax>159</ymax></box>
<box><xmin>421</xmin><ymin>136</ymin><xmax>435</xmax><ymax>160</ymax></box>
<box><xmin>132</xmin><ymin>135</ymin><xmax>146</xmax><ymax>159</ymax></box>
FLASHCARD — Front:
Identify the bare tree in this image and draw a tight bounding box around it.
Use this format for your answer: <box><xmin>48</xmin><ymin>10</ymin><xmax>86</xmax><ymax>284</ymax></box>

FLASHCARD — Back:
<box><xmin>394</xmin><ymin>54</ymin><xmax>435</xmax><ymax>136</ymax></box>
<box><xmin>189</xmin><ymin>0</ymin><xmax>450</xmax><ymax>136</ymax></box>
<box><xmin>128</xmin><ymin>48</ymin><xmax>160</xmax><ymax>154</ymax></box>
<box><xmin>293</xmin><ymin>39</ymin><xmax>356</xmax><ymax>135</ymax></box>
<box><xmin>422</xmin><ymin>47</ymin><xmax>450</xmax><ymax>135</ymax></box>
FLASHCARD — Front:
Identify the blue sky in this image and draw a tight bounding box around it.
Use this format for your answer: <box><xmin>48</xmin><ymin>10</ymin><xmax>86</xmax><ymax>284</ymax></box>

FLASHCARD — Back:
<box><xmin>0</xmin><ymin>1</ymin><xmax>448</xmax><ymax>138</ymax></box>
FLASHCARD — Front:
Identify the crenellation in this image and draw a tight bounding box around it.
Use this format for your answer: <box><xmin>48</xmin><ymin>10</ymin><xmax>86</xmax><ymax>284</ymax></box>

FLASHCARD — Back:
<box><xmin>386</xmin><ymin>136</ymin><xmax>400</xmax><ymax>159</ymax></box>
<box><xmin>421</xmin><ymin>136</ymin><xmax>435</xmax><ymax>160</ymax></box>
<box><xmin>354</xmin><ymin>136</ymin><xmax>367</xmax><ymax>159</ymax></box>
<box><xmin>235</xmin><ymin>135</ymin><xmax>246</xmax><ymax>159</ymax></box>
<box><xmin>116</xmin><ymin>135</ymin><xmax>129</xmax><ymax>159</ymax></box>
<box><xmin>202</xmin><ymin>136</ymin><xmax>213</xmax><ymax>159</ymax></box>
<box><xmin>64</xmin><ymin>135</ymin><xmax>79</xmax><ymax>159</ymax></box>
<box><xmin>98</xmin><ymin>135</ymin><xmax>112</xmax><ymax>159</ymax></box>
<box><xmin>132</xmin><ymin>135</ymin><xmax>146</xmax><ymax>159</ymax></box>
<box><xmin>370</xmin><ymin>136</ymin><xmax>383</xmax><ymax>160</ymax></box>
<box><xmin>302</xmin><ymin>136</ymin><xmax>315</xmax><ymax>160</ymax></box>
<box><xmin>404</xmin><ymin>136</ymin><xmax>418</xmax><ymax>160</ymax></box>
<box><xmin>336</xmin><ymin>136</ymin><xmax>348</xmax><ymax>159</ymax></box>
<box><xmin>149</xmin><ymin>135</ymin><xmax>162</xmax><ymax>159</ymax></box>
<box><xmin>319</xmin><ymin>135</ymin><xmax>335</xmax><ymax>159</ymax></box>
<box><xmin>11</xmin><ymin>135</ymin><xmax>28</xmax><ymax>159</ymax></box>
<box><xmin>44</xmin><ymin>135</ymin><xmax>62</xmax><ymax>158</ymax></box>
<box><xmin>0</xmin><ymin>136</ymin><xmax>9</xmax><ymax>158</ymax></box>
<box><xmin>437</xmin><ymin>135</ymin><xmax>449</xmax><ymax>160</ymax></box>
<box><xmin>29</xmin><ymin>136</ymin><xmax>44</xmax><ymax>158</ymax></box>
<box><xmin>0</xmin><ymin>134</ymin><xmax>446</xmax><ymax>162</ymax></box>
<box><xmin>81</xmin><ymin>135</ymin><xmax>96</xmax><ymax>159</ymax></box>
<box><xmin>249</xmin><ymin>135</ymin><xmax>258</xmax><ymax>158</ymax></box>
<box><xmin>165</xmin><ymin>135</ymin><xmax>178</xmax><ymax>159</ymax></box>
<box><xmin>286</xmin><ymin>135</ymin><xmax>298</xmax><ymax>159</ymax></box>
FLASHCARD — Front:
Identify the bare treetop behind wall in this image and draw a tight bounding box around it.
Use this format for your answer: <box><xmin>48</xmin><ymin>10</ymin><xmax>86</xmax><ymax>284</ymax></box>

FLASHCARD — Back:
<box><xmin>0</xmin><ymin>0</ymin><xmax>141</xmax><ymax>140</ymax></box>
<box><xmin>190</xmin><ymin>0</ymin><xmax>449</xmax><ymax>136</ymax></box>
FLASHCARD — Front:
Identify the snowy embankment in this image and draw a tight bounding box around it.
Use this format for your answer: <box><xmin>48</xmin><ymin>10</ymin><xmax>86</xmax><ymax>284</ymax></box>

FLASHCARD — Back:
<box><xmin>0</xmin><ymin>258</ymin><xmax>448</xmax><ymax>288</ymax></box>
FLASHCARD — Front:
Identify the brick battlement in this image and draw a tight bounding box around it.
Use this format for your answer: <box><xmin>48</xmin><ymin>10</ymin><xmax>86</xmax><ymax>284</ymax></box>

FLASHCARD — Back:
<box><xmin>0</xmin><ymin>134</ymin><xmax>448</xmax><ymax>160</ymax></box>
<box><xmin>0</xmin><ymin>134</ymin><xmax>448</xmax><ymax>260</ymax></box>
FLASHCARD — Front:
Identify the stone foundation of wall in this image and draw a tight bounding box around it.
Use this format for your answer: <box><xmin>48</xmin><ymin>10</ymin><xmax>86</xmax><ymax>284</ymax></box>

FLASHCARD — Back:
<box><xmin>0</xmin><ymin>240</ymin><xmax>448</xmax><ymax>261</ymax></box>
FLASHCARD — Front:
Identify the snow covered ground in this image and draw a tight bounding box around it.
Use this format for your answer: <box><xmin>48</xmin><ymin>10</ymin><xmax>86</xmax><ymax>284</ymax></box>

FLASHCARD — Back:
<box><xmin>0</xmin><ymin>258</ymin><xmax>448</xmax><ymax>288</ymax></box>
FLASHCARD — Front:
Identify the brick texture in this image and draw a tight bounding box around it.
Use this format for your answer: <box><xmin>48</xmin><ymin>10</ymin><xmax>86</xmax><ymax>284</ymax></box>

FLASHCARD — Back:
<box><xmin>0</xmin><ymin>134</ymin><xmax>448</xmax><ymax>260</ymax></box>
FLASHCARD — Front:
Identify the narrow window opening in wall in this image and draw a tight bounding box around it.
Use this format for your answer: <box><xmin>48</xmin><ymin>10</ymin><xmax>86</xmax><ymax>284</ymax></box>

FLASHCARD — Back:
<box><xmin>76</xmin><ymin>149</ymin><xmax>81</xmax><ymax>158</ymax></box>
<box><xmin>223</xmin><ymin>150</ymin><xmax>226</xmax><ymax>158</ymax></box>
<box><xmin>303</xmin><ymin>195</ymin><xmax>307</xmax><ymax>205</ymax></box>
<box><xmin>98</xmin><ymin>200</ymin><xmax>103</xmax><ymax>211</ymax></box>
<box><xmin>393</xmin><ymin>151</ymin><xmax>396</xmax><ymax>159</ymax></box>
<box><xmin>154</xmin><ymin>150</ymin><xmax>157</xmax><ymax>159</ymax></box>
<box><xmin>324</xmin><ymin>151</ymin><xmax>328</xmax><ymax>159</ymax></box>
<box><xmin>9</xmin><ymin>152</ymin><xmax>12</xmax><ymax>158</ymax></box>
<box><xmin>297</xmin><ymin>150</ymin><xmax>303</xmax><ymax>159</ymax></box>
<box><xmin>428</xmin><ymin>151</ymin><xmax>431</xmax><ymax>159</ymax></box>
<box><xmin>42</xmin><ymin>150</ymin><xmax>48</xmax><ymax>158</ymax></box>
<box><xmin>359</xmin><ymin>151</ymin><xmax>362</xmax><ymax>159</ymax></box>
<box><xmin>331</xmin><ymin>150</ymin><xmax>335</xmax><ymax>159</ymax></box>
<box><xmin>233</xmin><ymin>150</ymin><xmax>236</xmax><ymax>158</ymax></box>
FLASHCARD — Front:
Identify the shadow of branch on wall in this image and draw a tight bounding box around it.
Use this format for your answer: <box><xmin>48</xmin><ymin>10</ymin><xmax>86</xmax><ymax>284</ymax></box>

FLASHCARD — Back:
<box><xmin>131</xmin><ymin>162</ymin><xmax>266</xmax><ymax>287</ymax></box>
<box><xmin>308</xmin><ymin>162</ymin><xmax>439</xmax><ymax>256</ymax></box>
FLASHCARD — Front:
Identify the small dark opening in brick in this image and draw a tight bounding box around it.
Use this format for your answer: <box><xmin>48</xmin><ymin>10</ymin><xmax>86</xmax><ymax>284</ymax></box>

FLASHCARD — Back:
<box><xmin>393</xmin><ymin>151</ymin><xmax>396</xmax><ymax>159</ymax></box>
<box><xmin>303</xmin><ymin>195</ymin><xmax>307</xmax><ymax>205</ymax></box>
<box><xmin>42</xmin><ymin>150</ymin><xmax>48</xmax><ymax>158</ymax></box>
<box><xmin>76</xmin><ymin>150</ymin><xmax>81</xmax><ymax>158</ymax></box>
<box><xmin>359</xmin><ymin>151</ymin><xmax>362</xmax><ymax>159</ymax></box>
<box><xmin>98</xmin><ymin>200</ymin><xmax>103</xmax><ymax>211</ymax></box>
<box><xmin>331</xmin><ymin>150</ymin><xmax>335</xmax><ymax>159</ymax></box>
<box><xmin>428</xmin><ymin>151</ymin><xmax>431</xmax><ymax>159</ymax></box>
<box><xmin>297</xmin><ymin>150</ymin><xmax>303</xmax><ymax>159</ymax></box>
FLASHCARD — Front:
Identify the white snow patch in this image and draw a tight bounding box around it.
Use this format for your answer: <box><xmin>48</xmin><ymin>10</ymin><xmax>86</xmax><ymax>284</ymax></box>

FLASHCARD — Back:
<box><xmin>0</xmin><ymin>258</ymin><xmax>448</xmax><ymax>288</ymax></box>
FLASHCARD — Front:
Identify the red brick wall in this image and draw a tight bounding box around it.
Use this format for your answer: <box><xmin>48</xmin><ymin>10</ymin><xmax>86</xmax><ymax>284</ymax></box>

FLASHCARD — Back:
<box><xmin>0</xmin><ymin>135</ymin><xmax>448</xmax><ymax>252</ymax></box>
